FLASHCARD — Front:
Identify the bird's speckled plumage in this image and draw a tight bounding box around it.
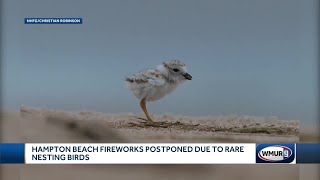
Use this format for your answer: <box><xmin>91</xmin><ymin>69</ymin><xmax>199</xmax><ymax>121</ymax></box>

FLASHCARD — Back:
<box><xmin>126</xmin><ymin>60</ymin><xmax>192</xmax><ymax>101</ymax></box>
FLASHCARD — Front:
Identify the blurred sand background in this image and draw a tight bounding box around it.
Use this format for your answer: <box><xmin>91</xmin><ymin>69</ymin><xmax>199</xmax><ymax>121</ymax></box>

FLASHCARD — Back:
<box><xmin>1</xmin><ymin>106</ymin><xmax>319</xmax><ymax>180</ymax></box>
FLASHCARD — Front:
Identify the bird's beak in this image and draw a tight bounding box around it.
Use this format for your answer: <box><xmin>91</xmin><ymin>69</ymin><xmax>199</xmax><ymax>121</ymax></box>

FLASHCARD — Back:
<box><xmin>183</xmin><ymin>73</ymin><xmax>192</xmax><ymax>80</ymax></box>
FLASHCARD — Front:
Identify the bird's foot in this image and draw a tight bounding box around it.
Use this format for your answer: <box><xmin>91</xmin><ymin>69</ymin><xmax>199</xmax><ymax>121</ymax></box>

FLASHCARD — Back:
<box><xmin>128</xmin><ymin>116</ymin><xmax>188</xmax><ymax>128</ymax></box>
<box><xmin>129</xmin><ymin>116</ymin><xmax>153</xmax><ymax>123</ymax></box>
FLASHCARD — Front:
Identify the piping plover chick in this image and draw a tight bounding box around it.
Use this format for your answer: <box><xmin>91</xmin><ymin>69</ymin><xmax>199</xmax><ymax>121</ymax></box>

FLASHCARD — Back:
<box><xmin>126</xmin><ymin>60</ymin><xmax>192</xmax><ymax>121</ymax></box>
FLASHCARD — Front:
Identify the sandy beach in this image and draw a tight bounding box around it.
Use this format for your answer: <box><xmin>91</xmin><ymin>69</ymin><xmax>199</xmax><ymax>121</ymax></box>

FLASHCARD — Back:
<box><xmin>1</xmin><ymin>106</ymin><xmax>319</xmax><ymax>180</ymax></box>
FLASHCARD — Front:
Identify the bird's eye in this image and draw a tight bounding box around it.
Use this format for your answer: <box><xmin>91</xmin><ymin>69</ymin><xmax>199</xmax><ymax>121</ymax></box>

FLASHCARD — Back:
<box><xmin>173</xmin><ymin>68</ymin><xmax>179</xmax><ymax>72</ymax></box>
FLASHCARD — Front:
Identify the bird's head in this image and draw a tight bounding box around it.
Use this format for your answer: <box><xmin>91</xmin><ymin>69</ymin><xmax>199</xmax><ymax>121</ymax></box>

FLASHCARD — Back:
<box><xmin>156</xmin><ymin>60</ymin><xmax>192</xmax><ymax>83</ymax></box>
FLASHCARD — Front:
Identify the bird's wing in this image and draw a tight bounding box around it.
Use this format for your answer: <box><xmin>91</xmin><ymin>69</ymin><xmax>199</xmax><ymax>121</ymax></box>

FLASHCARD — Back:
<box><xmin>126</xmin><ymin>70</ymin><xmax>165</xmax><ymax>87</ymax></box>
<box><xmin>146</xmin><ymin>71</ymin><xmax>166</xmax><ymax>86</ymax></box>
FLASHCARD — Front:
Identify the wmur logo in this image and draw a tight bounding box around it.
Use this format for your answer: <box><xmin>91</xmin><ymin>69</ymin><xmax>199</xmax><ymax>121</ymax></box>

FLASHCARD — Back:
<box><xmin>256</xmin><ymin>144</ymin><xmax>295</xmax><ymax>163</ymax></box>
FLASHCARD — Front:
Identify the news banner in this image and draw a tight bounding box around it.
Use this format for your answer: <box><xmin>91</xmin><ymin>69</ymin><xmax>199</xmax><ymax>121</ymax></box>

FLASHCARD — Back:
<box><xmin>0</xmin><ymin>143</ymin><xmax>319</xmax><ymax>164</ymax></box>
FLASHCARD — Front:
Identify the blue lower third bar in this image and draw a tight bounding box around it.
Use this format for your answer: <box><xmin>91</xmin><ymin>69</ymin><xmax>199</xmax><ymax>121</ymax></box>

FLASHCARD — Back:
<box><xmin>296</xmin><ymin>144</ymin><xmax>320</xmax><ymax>164</ymax></box>
<box><xmin>0</xmin><ymin>144</ymin><xmax>25</xmax><ymax>164</ymax></box>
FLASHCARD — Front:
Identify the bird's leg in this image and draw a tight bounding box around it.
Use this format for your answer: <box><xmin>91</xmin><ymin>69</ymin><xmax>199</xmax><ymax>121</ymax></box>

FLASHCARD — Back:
<box><xmin>140</xmin><ymin>98</ymin><xmax>153</xmax><ymax>122</ymax></box>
